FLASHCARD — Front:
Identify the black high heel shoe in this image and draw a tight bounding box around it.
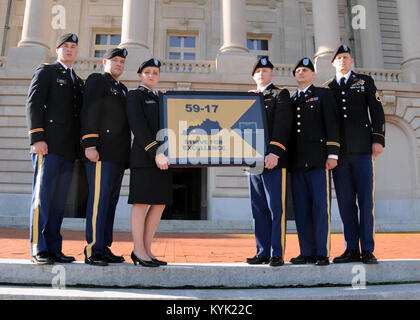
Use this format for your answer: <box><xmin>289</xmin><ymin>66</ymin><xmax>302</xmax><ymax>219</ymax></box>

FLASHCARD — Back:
<box><xmin>151</xmin><ymin>258</ymin><xmax>168</xmax><ymax>266</ymax></box>
<box><xmin>131</xmin><ymin>251</ymin><xmax>159</xmax><ymax>267</ymax></box>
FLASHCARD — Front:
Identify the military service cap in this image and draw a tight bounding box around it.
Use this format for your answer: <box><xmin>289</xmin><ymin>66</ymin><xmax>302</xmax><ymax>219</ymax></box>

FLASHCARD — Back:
<box><xmin>56</xmin><ymin>33</ymin><xmax>78</xmax><ymax>48</ymax></box>
<box><xmin>332</xmin><ymin>44</ymin><xmax>352</xmax><ymax>62</ymax></box>
<box><xmin>137</xmin><ymin>58</ymin><xmax>161</xmax><ymax>74</ymax></box>
<box><xmin>293</xmin><ymin>57</ymin><xmax>315</xmax><ymax>76</ymax></box>
<box><xmin>252</xmin><ymin>57</ymin><xmax>274</xmax><ymax>75</ymax></box>
<box><xmin>104</xmin><ymin>47</ymin><xmax>128</xmax><ymax>60</ymax></box>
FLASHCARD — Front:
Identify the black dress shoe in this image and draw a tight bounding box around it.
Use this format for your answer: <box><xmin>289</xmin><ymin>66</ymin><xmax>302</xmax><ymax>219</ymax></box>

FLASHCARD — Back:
<box><xmin>85</xmin><ymin>255</ymin><xmax>108</xmax><ymax>266</ymax></box>
<box><xmin>131</xmin><ymin>252</ymin><xmax>159</xmax><ymax>268</ymax></box>
<box><xmin>362</xmin><ymin>251</ymin><xmax>378</xmax><ymax>264</ymax></box>
<box><xmin>269</xmin><ymin>257</ymin><xmax>284</xmax><ymax>267</ymax></box>
<box><xmin>290</xmin><ymin>255</ymin><xmax>317</xmax><ymax>265</ymax></box>
<box><xmin>333</xmin><ymin>250</ymin><xmax>361</xmax><ymax>263</ymax></box>
<box><xmin>104</xmin><ymin>251</ymin><xmax>125</xmax><ymax>263</ymax></box>
<box><xmin>49</xmin><ymin>252</ymin><xmax>75</xmax><ymax>263</ymax></box>
<box><xmin>246</xmin><ymin>255</ymin><xmax>270</xmax><ymax>265</ymax></box>
<box><xmin>31</xmin><ymin>252</ymin><xmax>54</xmax><ymax>265</ymax></box>
<box><xmin>315</xmin><ymin>257</ymin><xmax>330</xmax><ymax>266</ymax></box>
<box><xmin>152</xmin><ymin>258</ymin><xmax>168</xmax><ymax>266</ymax></box>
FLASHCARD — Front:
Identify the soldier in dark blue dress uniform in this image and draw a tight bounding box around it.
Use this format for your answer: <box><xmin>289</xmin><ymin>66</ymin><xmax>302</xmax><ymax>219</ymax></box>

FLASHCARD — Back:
<box><xmin>328</xmin><ymin>45</ymin><xmax>386</xmax><ymax>264</ymax></box>
<box><xmin>289</xmin><ymin>58</ymin><xmax>340</xmax><ymax>266</ymax></box>
<box><xmin>245</xmin><ymin>58</ymin><xmax>294</xmax><ymax>267</ymax></box>
<box><xmin>26</xmin><ymin>33</ymin><xmax>84</xmax><ymax>264</ymax></box>
<box><xmin>81</xmin><ymin>48</ymin><xmax>131</xmax><ymax>266</ymax></box>
<box><xmin>126</xmin><ymin>58</ymin><xmax>171</xmax><ymax>268</ymax></box>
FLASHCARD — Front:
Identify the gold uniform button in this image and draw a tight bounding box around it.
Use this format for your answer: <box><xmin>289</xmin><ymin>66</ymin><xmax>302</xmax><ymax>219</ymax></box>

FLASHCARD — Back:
<box><xmin>297</xmin><ymin>107</ymin><xmax>301</xmax><ymax>111</ymax></box>
<box><xmin>106</xmin><ymin>130</ymin><xmax>110</xmax><ymax>133</ymax></box>
<box><xmin>297</xmin><ymin>129</ymin><xmax>301</xmax><ymax>133</ymax></box>
<box><xmin>297</xmin><ymin>115</ymin><xmax>301</xmax><ymax>118</ymax></box>
<box><xmin>344</xmin><ymin>115</ymin><xmax>348</xmax><ymax>118</ymax></box>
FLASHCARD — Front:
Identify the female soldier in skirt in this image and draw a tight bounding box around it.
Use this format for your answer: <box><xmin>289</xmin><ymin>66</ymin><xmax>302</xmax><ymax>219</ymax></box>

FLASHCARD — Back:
<box><xmin>126</xmin><ymin>58</ymin><xmax>172</xmax><ymax>267</ymax></box>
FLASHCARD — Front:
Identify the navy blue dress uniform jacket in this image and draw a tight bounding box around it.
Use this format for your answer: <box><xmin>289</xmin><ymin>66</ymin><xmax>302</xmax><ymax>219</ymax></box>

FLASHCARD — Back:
<box><xmin>328</xmin><ymin>72</ymin><xmax>386</xmax><ymax>154</ymax></box>
<box><xmin>26</xmin><ymin>62</ymin><xmax>84</xmax><ymax>160</ymax></box>
<box><xmin>126</xmin><ymin>86</ymin><xmax>161</xmax><ymax>168</ymax></box>
<box><xmin>81</xmin><ymin>73</ymin><xmax>131</xmax><ymax>168</ymax></box>
<box><xmin>290</xmin><ymin>85</ymin><xmax>340</xmax><ymax>170</ymax></box>
<box><xmin>262</xmin><ymin>83</ymin><xmax>294</xmax><ymax>168</ymax></box>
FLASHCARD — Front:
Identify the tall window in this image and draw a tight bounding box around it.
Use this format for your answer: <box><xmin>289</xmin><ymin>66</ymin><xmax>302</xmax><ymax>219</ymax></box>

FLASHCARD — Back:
<box><xmin>247</xmin><ymin>37</ymin><xmax>270</xmax><ymax>59</ymax></box>
<box><xmin>167</xmin><ymin>34</ymin><xmax>198</xmax><ymax>60</ymax></box>
<box><xmin>93</xmin><ymin>33</ymin><xmax>121</xmax><ymax>58</ymax></box>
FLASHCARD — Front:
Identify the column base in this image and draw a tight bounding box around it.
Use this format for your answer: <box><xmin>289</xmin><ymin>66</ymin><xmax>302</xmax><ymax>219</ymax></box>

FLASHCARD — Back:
<box><xmin>119</xmin><ymin>45</ymin><xmax>151</xmax><ymax>79</ymax></box>
<box><xmin>314</xmin><ymin>54</ymin><xmax>336</xmax><ymax>83</ymax></box>
<box><xmin>5</xmin><ymin>46</ymin><xmax>50</xmax><ymax>78</ymax></box>
<box><xmin>401</xmin><ymin>59</ymin><xmax>420</xmax><ymax>84</ymax></box>
<box><xmin>216</xmin><ymin>51</ymin><xmax>257</xmax><ymax>75</ymax></box>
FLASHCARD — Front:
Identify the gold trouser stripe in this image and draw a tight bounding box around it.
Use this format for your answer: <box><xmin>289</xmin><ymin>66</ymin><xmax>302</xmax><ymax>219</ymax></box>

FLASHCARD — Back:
<box><xmin>326</xmin><ymin>169</ymin><xmax>331</xmax><ymax>258</ymax></box>
<box><xmin>32</xmin><ymin>154</ymin><xmax>43</xmax><ymax>255</ymax></box>
<box><xmin>86</xmin><ymin>161</ymin><xmax>102</xmax><ymax>258</ymax></box>
<box><xmin>372</xmin><ymin>155</ymin><xmax>376</xmax><ymax>242</ymax></box>
<box><xmin>281</xmin><ymin>168</ymin><xmax>287</xmax><ymax>258</ymax></box>
<box><xmin>145</xmin><ymin>141</ymin><xmax>158</xmax><ymax>152</ymax></box>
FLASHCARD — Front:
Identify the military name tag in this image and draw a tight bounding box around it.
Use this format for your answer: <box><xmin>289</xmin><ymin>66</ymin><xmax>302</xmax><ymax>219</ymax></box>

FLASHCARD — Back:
<box><xmin>159</xmin><ymin>91</ymin><xmax>268</xmax><ymax>167</ymax></box>
<box><xmin>57</xmin><ymin>78</ymin><xmax>68</xmax><ymax>85</ymax></box>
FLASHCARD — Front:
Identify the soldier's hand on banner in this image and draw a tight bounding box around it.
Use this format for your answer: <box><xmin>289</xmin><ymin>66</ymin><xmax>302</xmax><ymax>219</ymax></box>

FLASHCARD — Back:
<box><xmin>264</xmin><ymin>153</ymin><xmax>279</xmax><ymax>170</ymax></box>
<box><xmin>85</xmin><ymin>147</ymin><xmax>100</xmax><ymax>162</ymax></box>
<box><xmin>156</xmin><ymin>153</ymin><xmax>170</xmax><ymax>170</ymax></box>
<box><xmin>33</xmin><ymin>141</ymin><xmax>48</xmax><ymax>155</ymax></box>
<box><xmin>326</xmin><ymin>158</ymin><xmax>338</xmax><ymax>170</ymax></box>
<box><xmin>372</xmin><ymin>143</ymin><xmax>384</xmax><ymax>158</ymax></box>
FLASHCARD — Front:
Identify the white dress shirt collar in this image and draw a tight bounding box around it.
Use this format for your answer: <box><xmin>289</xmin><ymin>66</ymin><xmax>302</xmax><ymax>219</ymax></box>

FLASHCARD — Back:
<box><xmin>336</xmin><ymin>70</ymin><xmax>352</xmax><ymax>84</ymax></box>
<box><xmin>257</xmin><ymin>82</ymin><xmax>273</xmax><ymax>93</ymax></box>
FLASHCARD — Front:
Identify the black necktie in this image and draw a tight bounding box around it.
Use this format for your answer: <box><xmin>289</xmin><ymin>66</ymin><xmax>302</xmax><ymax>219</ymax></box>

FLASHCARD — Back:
<box><xmin>67</xmin><ymin>68</ymin><xmax>74</xmax><ymax>83</ymax></box>
<box><xmin>299</xmin><ymin>91</ymin><xmax>304</xmax><ymax>99</ymax></box>
<box><xmin>340</xmin><ymin>77</ymin><xmax>346</xmax><ymax>88</ymax></box>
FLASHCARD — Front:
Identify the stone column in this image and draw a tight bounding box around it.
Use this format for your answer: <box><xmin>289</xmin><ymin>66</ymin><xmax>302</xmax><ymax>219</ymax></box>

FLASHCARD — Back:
<box><xmin>6</xmin><ymin>0</ymin><xmax>52</xmax><ymax>76</ymax></box>
<box><xmin>216</xmin><ymin>0</ymin><xmax>254</xmax><ymax>74</ymax></box>
<box><xmin>396</xmin><ymin>0</ymin><xmax>420</xmax><ymax>83</ymax></box>
<box><xmin>119</xmin><ymin>0</ymin><xmax>151</xmax><ymax>76</ymax></box>
<box><xmin>312</xmin><ymin>0</ymin><xmax>340</xmax><ymax>78</ymax></box>
<box><xmin>357</xmin><ymin>0</ymin><xmax>384</xmax><ymax>69</ymax></box>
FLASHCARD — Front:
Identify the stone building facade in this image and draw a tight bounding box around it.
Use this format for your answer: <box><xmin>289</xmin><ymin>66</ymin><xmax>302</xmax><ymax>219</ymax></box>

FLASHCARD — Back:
<box><xmin>0</xmin><ymin>0</ymin><xmax>419</xmax><ymax>231</ymax></box>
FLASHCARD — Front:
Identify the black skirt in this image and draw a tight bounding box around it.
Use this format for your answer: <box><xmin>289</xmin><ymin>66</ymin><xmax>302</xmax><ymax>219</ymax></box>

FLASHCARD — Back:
<box><xmin>128</xmin><ymin>167</ymin><xmax>173</xmax><ymax>205</ymax></box>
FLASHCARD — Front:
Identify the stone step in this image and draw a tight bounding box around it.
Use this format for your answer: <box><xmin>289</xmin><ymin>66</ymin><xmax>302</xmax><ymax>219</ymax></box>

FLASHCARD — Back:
<box><xmin>0</xmin><ymin>106</ymin><xmax>26</xmax><ymax>117</ymax></box>
<box><xmin>0</xmin><ymin>258</ymin><xmax>419</xmax><ymax>289</ymax></box>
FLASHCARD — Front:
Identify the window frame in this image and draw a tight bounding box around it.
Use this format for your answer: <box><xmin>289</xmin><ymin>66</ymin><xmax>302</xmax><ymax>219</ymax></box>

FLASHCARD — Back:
<box><xmin>167</xmin><ymin>32</ymin><xmax>199</xmax><ymax>61</ymax></box>
<box><xmin>91</xmin><ymin>31</ymin><xmax>122</xmax><ymax>58</ymax></box>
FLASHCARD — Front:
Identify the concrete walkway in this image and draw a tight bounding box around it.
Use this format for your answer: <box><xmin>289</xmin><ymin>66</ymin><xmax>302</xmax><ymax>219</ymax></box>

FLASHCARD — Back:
<box><xmin>2</xmin><ymin>283</ymin><xmax>420</xmax><ymax>300</ymax></box>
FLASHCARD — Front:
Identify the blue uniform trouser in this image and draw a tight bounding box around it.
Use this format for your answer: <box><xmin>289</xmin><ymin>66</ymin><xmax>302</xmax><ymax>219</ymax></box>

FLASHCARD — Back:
<box><xmin>29</xmin><ymin>153</ymin><xmax>74</xmax><ymax>256</ymax></box>
<box><xmin>292</xmin><ymin>168</ymin><xmax>332</xmax><ymax>258</ymax></box>
<box><xmin>85</xmin><ymin>161</ymin><xmax>124</xmax><ymax>258</ymax></box>
<box><xmin>248</xmin><ymin>167</ymin><xmax>287</xmax><ymax>258</ymax></box>
<box><xmin>332</xmin><ymin>153</ymin><xmax>375</xmax><ymax>252</ymax></box>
